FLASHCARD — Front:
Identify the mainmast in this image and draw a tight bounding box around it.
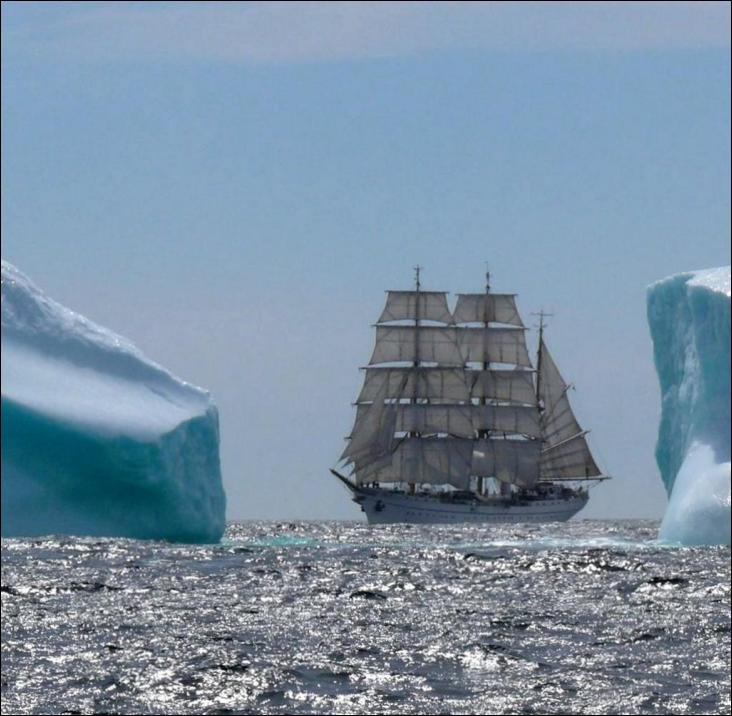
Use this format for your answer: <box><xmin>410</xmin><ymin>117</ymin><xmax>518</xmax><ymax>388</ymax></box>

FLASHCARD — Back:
<box><xmin>453</xmin><ymin>274</ymin><xmax>540</xmax><ymax>494</ymax></box>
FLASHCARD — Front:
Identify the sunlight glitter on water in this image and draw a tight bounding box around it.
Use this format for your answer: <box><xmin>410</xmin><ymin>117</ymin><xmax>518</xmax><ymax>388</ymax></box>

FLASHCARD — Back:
<box><xmin>2</xmin><ymin>520</ymin><xmax>730</xmax><ymax>715</ymax></box>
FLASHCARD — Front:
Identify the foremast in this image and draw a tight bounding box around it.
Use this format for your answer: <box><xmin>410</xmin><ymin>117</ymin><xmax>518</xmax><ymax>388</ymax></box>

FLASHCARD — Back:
<box><xmin>408</xmin><ymin>265</ymin><xmax>421</xmax><ymax>495</ymax></box>
<box><xmin>341</xmin><ymin>269</ymin><xmax>469</xmax><ymax>490</ymax></box>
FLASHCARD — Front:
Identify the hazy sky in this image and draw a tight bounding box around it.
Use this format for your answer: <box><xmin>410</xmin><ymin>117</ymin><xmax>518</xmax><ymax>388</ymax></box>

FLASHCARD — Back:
<box><xmin>2</xmin><ymin>1</ymin><xmax>730</xmax><ymax>521</ymax></box>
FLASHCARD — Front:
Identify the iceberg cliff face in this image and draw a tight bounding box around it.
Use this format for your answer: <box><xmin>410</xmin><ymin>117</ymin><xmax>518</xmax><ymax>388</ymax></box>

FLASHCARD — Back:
<box><xmin>1</xmin><ymin>261</ymin><xmax>226</xmax><ymax>542</ymax></box>
<box><xmin>647</xmin><ymin>266</ymin><xmax>731</xmax><ymax>545</ymax></box>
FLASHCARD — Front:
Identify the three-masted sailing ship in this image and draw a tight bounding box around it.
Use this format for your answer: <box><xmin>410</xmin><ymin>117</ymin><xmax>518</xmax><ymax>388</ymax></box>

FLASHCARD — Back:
<box><xmin>331</xmin><ymin>268</ymin><xmax>609</xmax><ymax>524</ymax></box>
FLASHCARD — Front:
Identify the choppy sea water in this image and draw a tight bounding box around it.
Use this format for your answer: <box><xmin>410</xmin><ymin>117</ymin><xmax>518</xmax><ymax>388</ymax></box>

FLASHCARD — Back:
<box><xmin>1</xmin><ymin>520</ymin><xmax>730</xmax><ymax>715</ymax></box>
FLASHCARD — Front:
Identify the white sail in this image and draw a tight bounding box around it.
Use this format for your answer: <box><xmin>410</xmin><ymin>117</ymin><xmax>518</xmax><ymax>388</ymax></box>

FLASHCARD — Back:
<box><xmin>468</xmin><ymin>369</ymin><xmax>537</xmax><ymax>404</ymax></box>
<box><xmin>378</xmin><ymin>290</ymin><xmax>453</xmax><ymax>324</ymax></box>
<box><xmin>370</xmin><ymin>326</ymin><xmax>464</xmax><ymax>365</ymax></box>
<box><xmin>471</xmin><ymin>438</ymin><xmax>541</xmax><ymax>488</ymax></box>
<box><xmin>353</xmin><ymin>402</ymin><xmax>541</xmax><ymax>438</ymax></box>
<box><xmin>352</xmin><ymin>451</ymin><xmax>395</xmax><ymax>482</ymax></box>
<box><xmin>540</xmin><ymin>434</ymin><xmax>602</xmax><ymax>479</ymax></box>
<box><xmin>357</xmin><ymin>367</ymin><xmax>471</xmax><ymax>403</ymax></box>
<box><xmin>538</xmin><ymin>339</ymin><xmax>602</xmax><ymax>478</ymax></box>
<box><xmin>356</xmin><ymin>437</ymin><xmax>473</xmax><ymax>490</ymax></box>
<box><xmin>457</xmin><ymin>326</ymin><xmax>532</xmax><ymax>366</ymax></box>
<box><xmin>341</xmin><ymin>376</ymin><xmax>399</xmax><ymax>464</ymax></box>
<box><xmin>471</xmin><ymin>405</ymin><xmax>541</xmax><ymax>437</ymax></box>
<box><xmin>396</xmin><ymin>404</ymin><xmax>475</xmax><ymax>437</ymax></box>
<box><xmin>453</xmin><ymin>293</ymin><xmax>524</xmax><ymax>326</ymax></box>
<box><xmin>538</xmin><ymin>340</ymin><xmax>580</xmax><ymax>442</ymax></box>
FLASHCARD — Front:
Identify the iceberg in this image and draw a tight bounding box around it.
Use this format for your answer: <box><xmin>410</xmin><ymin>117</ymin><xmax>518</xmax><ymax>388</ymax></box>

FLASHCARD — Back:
<box><xmin>1</xmin><ymin>261</ymin><xmax>226</xmax><ymax>542</ymax></box>
<box><xmin>647</xmin><ymin>266</ymin><xmax>731</xmax><ymax>546</ymax></box>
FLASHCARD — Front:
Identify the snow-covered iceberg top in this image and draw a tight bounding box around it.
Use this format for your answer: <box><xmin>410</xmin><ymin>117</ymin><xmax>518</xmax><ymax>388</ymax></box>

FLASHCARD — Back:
<box><xmin>1</xmin><ymin>260</ymin><xmax>226</xmax><ymax>542</ymax></box>
<box><xmin>647</xmin><ymin>265</ymin><xmax>730</xmax><ymax>546</ymax></box>
<box><xmin>687</xmin><ymin>265</ymin><xmax>731</xmax><ymax>296</ymax></box>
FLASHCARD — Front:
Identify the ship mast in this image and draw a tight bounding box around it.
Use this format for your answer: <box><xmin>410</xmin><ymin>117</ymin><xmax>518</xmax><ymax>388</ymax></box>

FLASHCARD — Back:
<box><xmin>408</xmin><ymin>265</ymin><xmax>421</xmax><ymax>495</ymax></box>
<box><xmin>413</xmin><ymin>264</ymin><xmax>421</xmax><ymax>400</ymax></box>
<box><xmin>533</xmin><ymin>310</ymin><xmax>551</xmax><ymax>407</ymax></box>
<box><xmin>534</xmin><ymin>313</ymin><xmax>610</xmax><ymax>483</ymax></box>
<box><xmin>481</xmin><ymin>265</ymin><xmax>490</xmax><ymax>383</ymax></box>
<box><xmin>479</xmin><ymin>265</ymin><xmax>490</xmax><ymax>495</ymax></box>
<box><xmin>453</xmin><ymin>277</ymin><xmax>540</xmax><ymax>496</ymax></box>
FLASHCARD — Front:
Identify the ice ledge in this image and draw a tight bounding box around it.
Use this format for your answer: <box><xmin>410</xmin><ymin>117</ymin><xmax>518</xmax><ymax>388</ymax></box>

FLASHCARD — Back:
<box><xmin>1</xmin><ymin>260</ymin><xmax>226</xmax><ymax>543</ymax></box>
<box><xmin>688</xmin><ymin>266</ymin><xmax>731</xmax><ymax>296</ymax></box>
<box><xmin>648</xmin><ymin>265</ymin><xmax>731</xmax><ymax>296</ymax></box>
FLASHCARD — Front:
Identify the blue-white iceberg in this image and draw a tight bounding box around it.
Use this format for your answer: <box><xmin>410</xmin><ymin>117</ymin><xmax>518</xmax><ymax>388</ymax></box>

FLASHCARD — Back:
<box><xmin>1</xmin><ymin>260</ymin><xmax>226</xmax><ymax>542</ymax></box>
<box><xmin>647</xmin><ymin>266</ymin><xmax>731</xmax><ymax>546</ymax></box>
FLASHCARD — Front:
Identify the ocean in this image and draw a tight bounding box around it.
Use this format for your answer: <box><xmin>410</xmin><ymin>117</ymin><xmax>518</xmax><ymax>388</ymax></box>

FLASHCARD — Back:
<box><xmin>1</xmin><ymin>520</ymin><xmax>730</xmax><ymax>715</ymax></box>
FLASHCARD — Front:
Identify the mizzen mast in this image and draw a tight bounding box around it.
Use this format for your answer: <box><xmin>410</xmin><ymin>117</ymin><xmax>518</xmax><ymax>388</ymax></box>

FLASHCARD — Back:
<box><xmin>532</xmin><ymin>309</ymin><xmax>552</xmax><ymax>406</ymax></box>
<box><xmin>534</xmin><ymin>315</ymin><xmax>609</xmax><ymax>483</ymax></box>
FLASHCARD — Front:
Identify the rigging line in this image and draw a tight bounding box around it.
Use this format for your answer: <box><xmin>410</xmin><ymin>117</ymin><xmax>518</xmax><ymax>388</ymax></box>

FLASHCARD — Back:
<box><xmin>540</xmin><ymin>430</ymin><xmax>589</xmax><ymax>453</ymax></box>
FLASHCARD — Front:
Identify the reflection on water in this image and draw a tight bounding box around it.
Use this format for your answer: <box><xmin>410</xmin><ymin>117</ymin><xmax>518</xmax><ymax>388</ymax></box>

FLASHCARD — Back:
<box><xmin>2</xmin><ymin>520</ymin><xmax>730</xmax><ymax>715</ymax></box>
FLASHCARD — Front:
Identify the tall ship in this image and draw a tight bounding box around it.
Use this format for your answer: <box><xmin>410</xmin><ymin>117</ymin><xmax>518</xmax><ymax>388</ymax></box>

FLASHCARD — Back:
<box><xmin>331</xmin><ymin>268</ymin><xmax>609</xmax><ymax>525</ymax></box>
